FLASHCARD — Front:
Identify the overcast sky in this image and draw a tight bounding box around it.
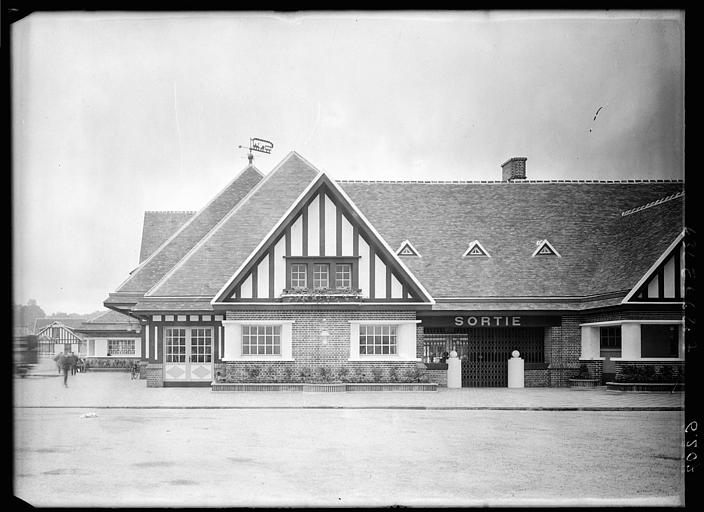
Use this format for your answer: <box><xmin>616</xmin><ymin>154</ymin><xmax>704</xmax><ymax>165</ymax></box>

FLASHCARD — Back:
<box><xmin>11</xmin><ymin>10</ymin><xmax>684</xmax><ymax>315</ymax></box>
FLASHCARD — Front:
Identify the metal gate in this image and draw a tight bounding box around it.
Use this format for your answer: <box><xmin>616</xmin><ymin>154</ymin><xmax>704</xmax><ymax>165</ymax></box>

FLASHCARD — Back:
<box><xmin>424</xmin><ymin>327</ymin><xmax>544</xmax><ymax>387</ymax></box>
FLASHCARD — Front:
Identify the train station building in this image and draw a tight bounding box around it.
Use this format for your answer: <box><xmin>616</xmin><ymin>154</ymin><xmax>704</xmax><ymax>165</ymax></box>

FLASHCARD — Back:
<box><xmin>104</xmin><ymin>152</ymin><xmax>684</xmax><ymax>387</ymax></box>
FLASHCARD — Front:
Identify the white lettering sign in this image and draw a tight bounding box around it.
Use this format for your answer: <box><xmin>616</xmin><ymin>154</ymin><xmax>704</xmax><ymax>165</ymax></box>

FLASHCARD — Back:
<box><xmin>452</xmin><ymin>316</ymin><xmax>522</xmax><ymax>327</ymax></box>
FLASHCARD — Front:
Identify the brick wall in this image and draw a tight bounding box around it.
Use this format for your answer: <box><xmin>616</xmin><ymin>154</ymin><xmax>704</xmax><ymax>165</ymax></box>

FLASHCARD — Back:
<box><xmin>581</xmin><ymin>308</ymin><xmax>683</xmax><ymax>324</ymax></box>
<box><xmin>525</xmin><ymin>369</ymin><xmax>549</xmax><ymax>387</ymax></box>
<box><xmin>425</xmin><ymin>369</ymin><xmax>447</xmax><ymax>387</ymax></box>
<box><xmin>146</xmin><ymin>364</ymin><xmax>163</xmax><ymax>387</ymax></box>
<box><xmin>220</xmin><ymin>309</ymin><xmax>426</xmax><ymax>381</ymax></box>
<box><xmin>545</xmin><ymin>315</ymin><xmax>582</xmax><ymax>386</ymax></box>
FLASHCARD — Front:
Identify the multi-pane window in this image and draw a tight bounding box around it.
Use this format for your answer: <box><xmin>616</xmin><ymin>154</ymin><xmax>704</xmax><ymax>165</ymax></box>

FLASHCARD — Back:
<box><xmin>313</xmin><ymin>263</ymin><xmax>329</xmax><ymax>288</ymax></box>
<box><xmin>599</xmin><ymin>326</ymin><xmax>622</xmax><ymax>349</ymax></box>
<box><xmin>190</xmin><ymin>328</ymin><xmax>212</xmax><ymax>363</ymax></box>
<box><xmin>290</xmin><ymin>264</ymin><xmax>307</xmax><ymax>288</ymax></box>
<box><xmin>335</xmin><ymin>263</ymin><xmax>352</xmax><ymax>288</ymax></box>
<box><xmin>359</xmin><ymin>324</ymin><xmax>397</xmax><ymax>355</ymax></box>
<box><xmin>242</xmin><ymin>325</ymin><xmax>281</xmax><ymax>355</ymax></box>
<box><xmin>107</xmin><ymin>339</ymin><xmax>136</xmax><ymax>355</ymax></box>
<box><xmin>165</xmin><ymin>328</ymin><xmax>187</xmax><ymax>363</ymax></box>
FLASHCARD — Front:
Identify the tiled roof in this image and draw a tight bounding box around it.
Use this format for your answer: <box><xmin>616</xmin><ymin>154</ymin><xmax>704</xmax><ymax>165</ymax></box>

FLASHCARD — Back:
<box><xmin>139</xmin><ymin>211</ymin><xmax>195</xmax><ymax>263</ymax></box>
<box><xmin>33</xmin><ymin>317</ymin><xmax>86</xmax><ymax>333</ymax></box>
<box><xmin>339</xmin><ymin>181</ymin><xmax>684</xmax><ymax>299</ymax></box>
<box><xmin>75</xmin><ymin>309</ymin><xmax>141</xmax><ymax>332</ymax></box>
<box><xmin>132</xmin><ymin>300</ymin><xmax>215</xmax><ymax>312</ymax></box>
<box><xmin>116</xmin><ymin>165</ymin><xmax>264</xmax><ymax>293</ymax></box>
<box><xmin>146</xmin><ymin>152</ymin><xmax>320</xmax><ymax>297</ymax></box>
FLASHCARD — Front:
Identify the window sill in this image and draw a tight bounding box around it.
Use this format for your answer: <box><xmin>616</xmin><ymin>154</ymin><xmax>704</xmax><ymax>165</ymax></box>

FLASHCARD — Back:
<box><xmin>348</xmin><ymin>357</ymin><xmax>421</xmax><ymax>362</ymax></box>
<box><xmin>222</xmin><ymin>357</ymin><xmax>295</xmax><ymax>362</ymax></box>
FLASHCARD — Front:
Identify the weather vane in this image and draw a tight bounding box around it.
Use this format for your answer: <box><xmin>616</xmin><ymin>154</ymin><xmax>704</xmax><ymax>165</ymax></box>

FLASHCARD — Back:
<box><xmin>238</xmin><ymin>137</ymin><xmax>274</xmax><ymax>164</ymax></box>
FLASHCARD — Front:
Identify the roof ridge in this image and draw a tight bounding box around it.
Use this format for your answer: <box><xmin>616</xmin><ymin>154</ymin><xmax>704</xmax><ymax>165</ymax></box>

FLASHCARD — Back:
<box><xmin>337</xmin><ymin>179</ymin><xmax>684</xmax><ymax>184</ymax></box>
<box><xmin>116</xmin><ymin>164</ymin><xmax>263</xmax><ymax>292</ymax></box>
<box><xmin>620</xmin><ymin>190</ymin><xmax>685</xmax><ymax>217</ymax></box>
<box><xmin>145</xmin><ymin>152</ymin><xmax>315</xmax><ymax>297</ymax></box>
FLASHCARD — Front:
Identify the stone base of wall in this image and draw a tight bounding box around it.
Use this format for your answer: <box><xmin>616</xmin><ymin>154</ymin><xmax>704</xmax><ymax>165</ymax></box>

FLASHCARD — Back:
<box><xmin>146</xmin><ymin>364</ymin><xmax>163</xmax><ymax>387</ymax></box>
<box><xmin>579</xmin><ymin>359</ymin><xmax>604</xmax><ymax>381</ymax></box>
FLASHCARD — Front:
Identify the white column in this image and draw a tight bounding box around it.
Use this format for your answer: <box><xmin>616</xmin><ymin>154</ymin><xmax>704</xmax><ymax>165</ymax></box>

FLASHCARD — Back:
<box><xmin>507</xmin><ymin>350</ymin><xmax>524</xmax><ymax>388</ymax></box>
<box><xmin>447</xmin><ymin>351</ymin><xmax>461</xmax><ymax>388</ymax></box>
<box><xmin>580</xmin><ymin>326</ymin><xmax>600</xmax><ymax>359</ymax></box>
<box><xmin>621</xmin><ymin>323</ymin><xmax>642</xmax><ymax>359</ymax></box>
<box><xmin>678</xmin><ymin>325</ymin><xmax>685</xmax><ymax>359</ymax></box>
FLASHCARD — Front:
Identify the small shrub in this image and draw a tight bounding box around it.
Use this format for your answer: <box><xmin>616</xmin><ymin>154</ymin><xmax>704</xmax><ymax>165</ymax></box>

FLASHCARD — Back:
<box><xmin>297</xmin><ymin>365</ymin><xmax>313</xmax><ymax>383</ymax></box>
<box><xmin>282</xmin><ymin>365</ymin><xmax>294</xmax><ymax>383</ymax></box>
<box><xmin>259</xmin><ymin>365</ymin><xmax>276</xmax><ymax>383</ymax></box>
<box><xmin>245</xmin><ymin>365</ymin><xmax>260</xmax><ymax>382</ymax></box>
<box><xmin>314</xmin><ymin>366</ymin><xmax>329</xmax><ymax>383</ymax></box>
<box><xmin>371</xmin><ymin>366</ymin><xmax>383</xmax><ymax>383</ymax></box>
<box><xmin>576</xmin><ymin>364</ymin><xmax>591</xmax><ymax>379</ymax></box>
<box><xmin>336</xmin><ymin>366</ymin><xmax>349</xmax><ymax>383</ymax></box>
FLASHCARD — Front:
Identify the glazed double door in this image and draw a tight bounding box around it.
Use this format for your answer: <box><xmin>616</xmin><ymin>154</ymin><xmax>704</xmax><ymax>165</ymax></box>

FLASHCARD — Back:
<box><xmin>163</xmin><ymin>327</ymin><xmax>213</xmax><ymax>382</ymax></box>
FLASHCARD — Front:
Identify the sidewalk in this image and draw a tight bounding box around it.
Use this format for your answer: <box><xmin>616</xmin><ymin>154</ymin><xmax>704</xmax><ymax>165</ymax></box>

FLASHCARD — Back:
<box><xmin>14</xmin><ymin>361</ymin><xmax>684</xmax><ymax>410</ymax></box>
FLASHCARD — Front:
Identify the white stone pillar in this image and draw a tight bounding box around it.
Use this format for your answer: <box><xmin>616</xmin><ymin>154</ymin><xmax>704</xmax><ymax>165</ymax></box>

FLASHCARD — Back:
<box><xmin>621</xmin><ymin>323</ymin><xmax>641</xmax><ymax>359</ymax></box>
<box><xmin>580</xmin><ymin>326</ymin><xmax>600</xmax><ymax>359</ymax></box>
<box><xmin>447</xmin><ymin>350</ymin><xmax>461</xmax><ymax>389</ymax></box>
<box><xmin>508</xmin><ymin>350</ymin><xmax>525</xmax><ymax>388</ymax></box>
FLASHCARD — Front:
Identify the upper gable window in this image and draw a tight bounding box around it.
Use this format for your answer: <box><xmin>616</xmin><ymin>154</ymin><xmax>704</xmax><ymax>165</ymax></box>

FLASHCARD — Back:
<box><xmin>462</xmin><ymin>240</ymin><xmax>490</xmax><ymax>258</ymax></box>
<box><xmin>532</xmin><ymin>240</ymin><xmax>561</xmax><ymax>257</ymax></box>
<box><xmin>287</xmin><ymin>257</ymin><xmax>358</xmax><ymax>291</ymax></box>
<box><xmin>396</xmin><ymin>240</ymin><xmax>421</xmax><ymax>257</ymax></box>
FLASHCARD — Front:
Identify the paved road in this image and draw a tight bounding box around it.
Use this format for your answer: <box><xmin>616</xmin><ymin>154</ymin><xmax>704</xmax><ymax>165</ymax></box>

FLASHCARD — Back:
<box><xmin>14</xmin><ymin>407</ymin><xmax>683</xmax><ymax>507</ymax></box>
<box><xmin>13</xmin><ymin>366</ymin><xmax>684</xmax><ymax>410</ymax></box>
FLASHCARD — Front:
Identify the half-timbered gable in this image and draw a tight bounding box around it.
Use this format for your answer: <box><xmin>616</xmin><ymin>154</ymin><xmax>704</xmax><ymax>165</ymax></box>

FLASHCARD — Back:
<box><xmin>212</xmin><ymin>173</ymin><xmax>434</xmax><ymax>304</ymax></box>
<box><xmin>623</xmin><ymin>231</ymin><xmax>684</xmax><ymax>303</ymax></box>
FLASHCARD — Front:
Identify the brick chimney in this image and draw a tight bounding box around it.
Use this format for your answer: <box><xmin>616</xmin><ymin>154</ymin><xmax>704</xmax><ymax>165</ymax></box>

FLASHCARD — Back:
<box><xmin>501</xmin><ymin>157</ymin><xmax>527</xmax><ymax>181</ymax></box>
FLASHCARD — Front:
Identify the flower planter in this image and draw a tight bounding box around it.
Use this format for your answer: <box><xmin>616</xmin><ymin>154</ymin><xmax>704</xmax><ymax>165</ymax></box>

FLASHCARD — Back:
<box><xmin>568</xmin><ymin>378</ymin><xmax>600</xmax><ymax>388</ymax></box>
<box><xmin>606</xmin><ymin>382</ymin><xmax>684</xmax><ymax>392</ymax></box>
<box><xmin>211</xmin><ymin>382</ymin><xmax>438</xmax><ymax>392</ymax></box>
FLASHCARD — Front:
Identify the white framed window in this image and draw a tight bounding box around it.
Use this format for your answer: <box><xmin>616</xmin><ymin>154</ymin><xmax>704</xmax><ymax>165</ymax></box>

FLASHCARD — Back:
<box><xmin>108</xmin><ymin>339</ymin><xmax>136</xmax><ymax>355</ymax></box>
<box><xmin>335</xmin><ymin>263</ymin><xmax>352</xmax><ymax>288</ymax></box>
<box><xmin>348</xmin><ymin>320</ymin><xmax>421</xmax><ymax>361</ymax></box>
<box><xmin>242</xmin><ymin>325</ymin><xmax>281</xmax><ymax>355</ymax></box>
<box><xmin>190</xmin><ymin>328</ymin><xmax>213</xmax><ymax>363</ymax></box>
<box><xmin>359</xmin><ymin>324</ymin><xmax>397</xmax><ymax>355</ymax></box>
<box><xmin>313</xmin><ymin>263</ymin><xmax>329</xmax><ymax>288</ymax></box>
<box><xmin>291</xmin><ymin>263</ymin><xmax>307</xmax><ymax>288</ymax></box>
<box><xmin>165</xmin><ymin>328</ymin><xmax>186</xmax><ymax>362</ymax></box>
<box><xmin>222</xmin><ymin>320</ymin><xmax>295</xmax><ymax>361</ymax></box>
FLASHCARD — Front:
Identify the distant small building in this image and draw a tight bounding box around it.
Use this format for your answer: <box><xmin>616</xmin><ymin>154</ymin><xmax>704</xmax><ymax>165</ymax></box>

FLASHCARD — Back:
<box><xmin>75</xmin><ymin>310</ymin><xmax>142</xmax><ymax>365</ymax></box>
<box><xmin>34</xmin><ymin>318</ymin><xmax>86</xmax><ymax>356</ymax></box>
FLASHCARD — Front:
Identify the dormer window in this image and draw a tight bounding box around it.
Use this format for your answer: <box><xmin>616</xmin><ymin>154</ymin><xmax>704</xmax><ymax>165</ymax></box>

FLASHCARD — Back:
<box><xmin>532</xmin><ymin>239</ymin><xmax>561</xmax><ymax>257</ymax></box>
<box><xmin>396</xmin><ymin>240</ymin><xmax>421</xmax><ymax>257</ymax></box>
<box><xmin>462</xmin><ymin>240</ymin><xmax>490</xmax><ymax>258</ymax></box>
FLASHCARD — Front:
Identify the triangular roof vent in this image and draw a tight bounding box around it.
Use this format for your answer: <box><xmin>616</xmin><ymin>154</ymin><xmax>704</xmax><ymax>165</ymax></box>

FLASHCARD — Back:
<box><xmin>532</xmin><ymin>239</ymin><xmax>561</xmax><ymax>257</ymax></box>
<box><xmin>396</xmin><ymin>240</ymin><xmax>421</xmax><ymax>257</ymax></box>
<box><xmin>462</xmin><ymin>240</ymin><xmax>491</xmax><ymax>258</ymax></box>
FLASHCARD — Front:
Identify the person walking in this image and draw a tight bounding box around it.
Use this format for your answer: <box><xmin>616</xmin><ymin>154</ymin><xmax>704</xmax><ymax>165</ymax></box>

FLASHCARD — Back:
<box><xmin>61</xmin><ymin>352</ymin><xmax>74</xmax><ymax>387</ymax></box>
<box><xmin>53</xmin><ymin>352</ymin><xmax>64</xmax><ymax>374</ymax></box>
<box><xmin>68</xmin><ymin>351</ymin><xmax>78</xmax><ymax>375</ymax></box>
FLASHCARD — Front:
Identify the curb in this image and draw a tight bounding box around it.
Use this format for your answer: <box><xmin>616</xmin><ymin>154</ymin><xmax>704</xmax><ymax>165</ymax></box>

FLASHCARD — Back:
<box><xmin>14</xmin><ymin>405</ymin><xmax>684</xmax><ymax>411</ymax></box>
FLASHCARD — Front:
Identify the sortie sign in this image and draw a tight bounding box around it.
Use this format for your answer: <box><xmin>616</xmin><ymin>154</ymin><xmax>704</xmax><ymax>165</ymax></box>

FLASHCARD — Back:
<box><xmin>454</xmin><ymin>316</ymin><xmax>521</xmax><ymax>327</ymax></box>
